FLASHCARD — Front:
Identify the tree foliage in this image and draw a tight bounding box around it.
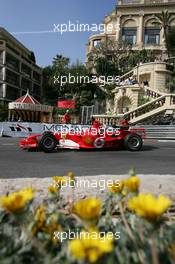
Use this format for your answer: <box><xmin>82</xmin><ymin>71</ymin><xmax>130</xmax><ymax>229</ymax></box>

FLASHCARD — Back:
<box><xmin>88</xmin><ymin>39</ymin><xmax>158</xmax><ymax>77</ymax></box>
<box><xmin>42</xmin><ymin>55</ymin><xmax>105</xmax><ymax>108</ymax></box>
<box><xmin>167</xmin><ymin>27</ymin><xmax>175</xmax><ymax>56</ymax></box>
<box><xmin>154</xmin><ymin>11</ymin><xmax>174</xmax><ymax>58</ymax></box>
<box><xmin>0</xmin><ymin>103</ymin><xmax>8</xmax><ymax>121</ymax></box>
<box><xmin>87</xmin><ymin>39</ymin><xmax>132</xmax><ymax>75</ymax></box>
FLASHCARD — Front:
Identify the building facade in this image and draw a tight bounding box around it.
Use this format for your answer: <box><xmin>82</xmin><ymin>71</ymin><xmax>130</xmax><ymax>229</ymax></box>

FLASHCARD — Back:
<box><xmin>0</xmin><ymin>27</ymin><xmax>42</xmax><ymax>104</ymax></box>
<box><xmin>86</xmin><ymin>0</ymin><xmax>175</xmax><ymax>61</ymax></box>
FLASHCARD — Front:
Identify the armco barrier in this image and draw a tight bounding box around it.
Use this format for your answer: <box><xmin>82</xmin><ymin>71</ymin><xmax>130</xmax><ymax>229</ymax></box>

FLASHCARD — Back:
<box><xmin>135</xmin><ymin>125</ymin><xmax>175</xmax><ymax>139</ymax></box>
<box><xmin>0</xmin><ymin>122</ymin><xmax>90</xmax><ymax>138</ymax></box>
<box><xmin>0</xmin><ymin>122</ymin><xmax>175</xmax><ymax>139</ymax></box>
<box><xmin>0</xmin><ymin>122</ymin><xmax>42</xmax><ymax>137</ymax></box>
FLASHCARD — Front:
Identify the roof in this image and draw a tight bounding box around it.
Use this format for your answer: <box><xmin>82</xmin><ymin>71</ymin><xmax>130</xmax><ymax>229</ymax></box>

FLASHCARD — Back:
<box><xmin>15</xmin><ymin>90</ymin><xmax>40</xmax><ymax>105</ymax></box>
<box><xmin>0</xmin><ymin>27</ymin><xmax>32</xmax><ymax>55</ymax></box>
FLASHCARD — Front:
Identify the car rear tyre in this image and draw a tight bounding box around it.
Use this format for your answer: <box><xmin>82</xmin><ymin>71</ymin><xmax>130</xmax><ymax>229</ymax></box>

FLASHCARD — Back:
<box><xmin>39</xmin><ymin>133</ymin><xmax>57</xmax><ymax>153</ymax></box>
<box><xmin>124</xmin><ymin>134</ymin><xmax>142</xmax><ymax>151</ymax></box>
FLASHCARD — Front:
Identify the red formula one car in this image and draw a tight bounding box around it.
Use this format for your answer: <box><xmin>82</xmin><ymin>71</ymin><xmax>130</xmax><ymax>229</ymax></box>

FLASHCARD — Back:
<box><xmin>19</xmin><ymin>125</ymin><xmax>146</xmax><ymax>153</ymax></box>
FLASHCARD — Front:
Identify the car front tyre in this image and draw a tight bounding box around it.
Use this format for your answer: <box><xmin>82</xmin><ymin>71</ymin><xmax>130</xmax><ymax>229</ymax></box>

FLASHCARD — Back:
<box><xmin>39</xmin><ymin>134</ymin><xmax>57</xmax><ymax>153</ymax></box>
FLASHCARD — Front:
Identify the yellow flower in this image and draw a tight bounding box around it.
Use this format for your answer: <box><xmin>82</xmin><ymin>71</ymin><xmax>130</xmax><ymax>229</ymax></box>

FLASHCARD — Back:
<box><xmin>67</xmin><ymin>171</ymin><xmax>75</xmax><ymax>180</ymax></box>
<box><xmin>124</xmin><ymin>176</ymin><xmax>140</xmax><ymax>193</ymax></box>
<box><xmin>108</xmin><ymin>180</ymin><xmax>124</xmax><ymax>194</ymax></box>
<box><xmin>69</xmin><ymin>231</ymin><xmax>113</xmax><ymax>263</ymax></box>
<box><xmin>74</xmin><ymin>197</ymin><xmax>101</xmax><ymax>220</ymax></box>
<box><xmin>52</xmin><ymin>176</ymin><xmax>67</xmax><ymax>189</ymax></box>
<box><xmin>170</xmin><ymin>244</ymin><xmax>175</xmax><ymax>261</ymax></box>
<box><xmin>48</xmin><ymin>185</ymin><xmax>58</xmax><ymax>194</ymax></box>
<box><xmin>35</xmin><ymin>205</ymin><xmax>46</xmax><ymax>225</ymax></box>
<box><xmin>127</xmin><ymin>193</ymin><xmax>172</xmax><ymax>221</ymax></box>
<box><xmin>42</xmin><ymin>215</ymin><xmax>61</xmax><ymax>236</ymax></box>
<box><xmin>32</xmin><ymin>205</ymin><xmax>46</xmax><ymax>234</ymax></box>
<box><xmin>19</xmin><ymin>187</ymin><xmax>34</xmax><ymax>200</ymax></box>
<box><xmin>32</xmin><ymin>207</ymin><xmax>61</xmax><ymax>244</ymax></box>
<box><xmin>0</xmin><ymin>187</ymin><xmax>34</xmax><ymax>214</ymax></box>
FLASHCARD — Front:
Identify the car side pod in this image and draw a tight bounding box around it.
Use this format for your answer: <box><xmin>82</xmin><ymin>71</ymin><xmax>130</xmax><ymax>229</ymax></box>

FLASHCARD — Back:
<box><xmin>39</xmin><ymin>132</ymin><xmax>57</xmax><ymax>153</ymax></box>
<box><xmin>124</xmin><ymin>134</ymin><xmax>143</xmax><ymax>151</ymax></box>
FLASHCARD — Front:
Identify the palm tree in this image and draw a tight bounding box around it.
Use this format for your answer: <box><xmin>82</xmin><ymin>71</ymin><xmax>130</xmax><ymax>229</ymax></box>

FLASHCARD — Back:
<box><xmin>153</xmin><ymin>10</ymin><xmax>174</xmax><ymax>58</ymax></box>
<box><xmin>52</xmin><ymin>54</ymin><xmax>70</xmax><ymax>69</ymax></box>
<box><xmin>167</xmin><ymin>27</ymin><xmax>175</xmax><ymax>57</ymax></box>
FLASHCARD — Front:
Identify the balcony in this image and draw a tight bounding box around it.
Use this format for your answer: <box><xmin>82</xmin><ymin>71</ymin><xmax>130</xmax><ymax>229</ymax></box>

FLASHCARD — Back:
<box><xmin>21</xmin><ymin>63</ymin><xmax>31</xmax><ymax>78</ymax></box>
<box><xmin>33</xmin><ymin>71</ymin><xmax>41</xmax><ymax>83</ymax></box>
<box><xmin>21</xmin><ymin>77</ymin><xmax>32</xmax><ymax>91</ymax></box>
<box><xmin>6</xmin><ymin>69</ymin><xmax>20</xmax><ymax>87</ymax></box>
<box><xmin>6</xmin><ymin>53</ymin><xmax>20</xmax><ymax>72</ymax></box>
<box><xmin>33</xmin><ymin>84</ymin><xmax>41</xmax><ymax>96</ymax></box>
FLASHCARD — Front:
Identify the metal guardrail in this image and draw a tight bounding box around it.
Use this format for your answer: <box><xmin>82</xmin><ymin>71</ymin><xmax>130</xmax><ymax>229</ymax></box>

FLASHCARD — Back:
<box><xmin>1</xmin><ymin>122</ymin><xmax>175</xmax><ymax>139</ymax></box>
<box><xmin>136</xmin><ymin>125</ymin><xmax>175</xmax><ymax>139</ymax></box>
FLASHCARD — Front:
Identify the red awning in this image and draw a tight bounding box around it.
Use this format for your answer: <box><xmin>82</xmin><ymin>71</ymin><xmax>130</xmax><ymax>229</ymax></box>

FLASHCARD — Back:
<box><xmin>57</xmin><ymin>100</ymin><xmax>76</xmax><ymax>109</ymax></box>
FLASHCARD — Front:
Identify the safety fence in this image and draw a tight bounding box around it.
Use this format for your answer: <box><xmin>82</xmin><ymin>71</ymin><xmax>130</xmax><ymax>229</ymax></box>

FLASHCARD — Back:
<box><xmin>0</xmin><ymin>122</ymin><xmax>175</xmax><ymax>139</ymax></box>
<box><xmin>138</xmin><ymin>125</ymin><xmax>175</xmax><ymax>139</ymax></box>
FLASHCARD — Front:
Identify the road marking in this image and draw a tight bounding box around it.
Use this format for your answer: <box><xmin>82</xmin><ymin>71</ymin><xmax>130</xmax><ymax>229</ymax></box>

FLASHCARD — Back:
<box><xmin>158</xmin><ymin>140</ymin><xmax>175</xmax><ymax>143</ymax></box>
<box><xmin>1</xmin><ymin>143</ymin><xmax>15</xmax><ymax>146</ymax></box>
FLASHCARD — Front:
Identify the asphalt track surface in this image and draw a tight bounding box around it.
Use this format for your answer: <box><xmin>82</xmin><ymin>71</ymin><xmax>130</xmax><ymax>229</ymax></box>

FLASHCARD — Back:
<box><xmin>0</xmin><ymin>137</ymin><xmax>174</xmax><ymax>178</ymax></box>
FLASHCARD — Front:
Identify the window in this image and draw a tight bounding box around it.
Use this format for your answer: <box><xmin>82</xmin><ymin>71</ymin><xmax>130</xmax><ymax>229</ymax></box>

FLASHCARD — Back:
<box><xmin>22</xmin><ymin>55</ymin><xmax>31</xmax><ymax>65</ymax></box>
<box><xmin>144</xmin><ymin>28</ymin><xmax>160</xmax><ymax>45</ymax></box>
<box><xmin>33</xmin><ymin>71</ymin><xmax>41</xmax><ymax>83</ymax></box>
<box><xmin>6</xmin><ymin>69</ymin><xmax>20</xmax><ymax>86</ymax></box>
<box><xmin>6</xmin><ymin>53</ymin><xmax>20</xmax><ymax>72</ymax></box>
<box><xmin>6</xmin><ymin>44</ymin><xmax>20</xmax><ymax>56</ymax></box>
<box><xmin>0</xmin><ymin>84</ymin><xmax>3</xmax><ymax>97</ymax></box>
<box><xmin>122</xmin><ymin>28</ymin><xmax>137</xmax><ymax>45</ymax></box>
<box><xmin>6</xmin><ymin>85</ymin><xmax>20</xmax><ymax>100</ymax></box>
<box><xmin>21</xmin><ymin>63</ymin><xmax>31</xmax><ymax>77</ymax></box>
<box><xmin>0</xmin><ymin>52</ymin><xmax>3</xmax><ymax>64</ymax></box>
<box><xmin>33</xmin><ymin>83</ymin><xmax>41</xmax><ymax>96</ymax></box>
<box><xmin>21</xmin><ymin>78</ymin><xmax>32</xmax><ymax>90</ymax></box>
<box><xmin>93</xmin><ymin>39</ymin><xmax>101</xmax><ymax>47</ymax></box>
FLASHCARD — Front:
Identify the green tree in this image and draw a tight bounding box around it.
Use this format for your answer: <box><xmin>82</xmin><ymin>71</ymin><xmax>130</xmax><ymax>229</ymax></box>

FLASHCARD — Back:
<box><xmin>42</xmin><ymin>55</ymin><xmax>70</xmax><ymax>105</ymax></box>
<box><xmin>52</xmin><ymin>54</ymin><xmax>70</xmax><ymax>69</ymax></box>
<box><xmin>87</xmin><ymin>39</ymin><xmax>132</xmax><ymax>75</ymax></box>
<box><xmin>95</xmin><ymin>57</ymin><xmax>119</xmax><ymax>77</ymax></box>
<box><xmin>128</xmin><ymin>50</ymin><xmax>156</xmax><ymax>68</ymax></box>
<box><xmin>154</xmin><ymin>11</ymin><xmax>174</xmax><ymax>58</ymax></box>
<box><xmin>42</xmin><ymin>55</ymin><xmax>105</xmax><ymax>108</ymax></box>
<box><xmin>42</xmin><ymin>66</ymin><xmax>58</xmax><ymax>105</ymax></box>
<box><xmin>167</xmin><ymin>27</ymin><xmax>175</xmax><ymax>56</ymax></box>
<box><xmin>0</xmin><ymin>104</ymin><xmax>8</xmax><ymax>121</ymax></box>
<box><xmin>166</xmin><ymin>66</ymin><xmax>175</xmax><ymax>93</ymax></box>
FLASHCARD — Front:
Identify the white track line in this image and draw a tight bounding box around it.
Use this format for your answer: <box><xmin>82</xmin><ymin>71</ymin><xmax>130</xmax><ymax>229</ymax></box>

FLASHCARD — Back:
<box><xmin>1</xmin><ymin>143</ymin><xmax>15</xmax><ymax>146</ymax></box>
<box><xmin>158</xmin><ymin>140</ymin><xmax>175</xmax><ymax>143</ymax></box>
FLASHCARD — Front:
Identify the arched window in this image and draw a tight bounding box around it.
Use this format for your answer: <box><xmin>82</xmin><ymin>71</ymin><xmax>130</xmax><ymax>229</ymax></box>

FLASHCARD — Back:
<box><xmin>122</xmin><ymin>19</ymin><xmax>137</xmax><ymax>45</ymax></box>
<box><xmin>122</xmin><ymin>27</ymin><xmax>137</xmax><ymax>45</ymax></box>
<box><xmin>93</xmin><ymin>39</ymin><xmax>102</xmax><ymax>47</ymax></box>
<box><xmin>144</xmin><ymin>28</ymin><xmax>160</xmax><ymax>45</ymax></box>
<box><xmin>144</xmin><ymin>19</ymin><xmax>160</xmax><ymax>46</ymax></box>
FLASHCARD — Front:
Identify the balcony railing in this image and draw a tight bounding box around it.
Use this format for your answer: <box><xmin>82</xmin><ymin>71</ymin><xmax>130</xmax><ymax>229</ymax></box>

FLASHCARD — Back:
<box><xmin>92</xmin><ymin>115</ymin><xmax>122</xmax><ymax>126</ymax></box>
<box><xmin>93</xmin><ymin>94</ymin><xmax>175</xmax><ymax>125</ymax></box>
